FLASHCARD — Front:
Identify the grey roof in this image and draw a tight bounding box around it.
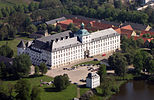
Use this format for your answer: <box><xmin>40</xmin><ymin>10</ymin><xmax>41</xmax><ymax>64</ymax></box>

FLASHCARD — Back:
<box><xmin>29</xmin><ymin>28</ymin><xmax>119</xmax><ymax>52</ymax></box>
<box><xmin>101</xmin><ymin>20</ymin><xmax>120</xmax><ymax>27</ymax></box>
<box><xmin>87</xmin><ymin>72</ymin><xmax>99</xmax><ymax>79</ymax></box>
<box><xmin>37</xmin><ymin>30</ymin><xmax>72</xmax><ymax>42</ymax></box>
<box><xmin>17</xmin><ymin>40</ymin><xmax>26</xmax><ymax>48</ymax></box>
<box><xmin>45</xmin><ymin>17</ymin><xmax>66</xmax><ymax>25</ymax></box>
<box><xmin>52</xmin><ymin>37</ymin><xmax>81</xmax><ymax>52</ymax></box>
<box><xmin>121</xmin><ymin>22</ymin><xmax>148</xmax><ymax>31</ymax></box>
<box><xmin>91</xmin><ymin>28</ymin><xmax>119</xmax><ymax>40</ymax></box>
<box><xmin>26</xmin><ymin>41</ymin><xmax>32</xmax><ymax>47</ymax></box>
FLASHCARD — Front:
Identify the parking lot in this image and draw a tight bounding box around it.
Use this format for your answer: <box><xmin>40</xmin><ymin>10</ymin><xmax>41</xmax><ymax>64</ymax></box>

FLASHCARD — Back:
<box><xmin>46</xmin><ymin>52</ymin><xmax>113</xmax><ymax>85</ymax></box>
<box><xmin>46</xmin><ymin>64</ymin><xmax>99</xmax><ymax>85</ymax></box>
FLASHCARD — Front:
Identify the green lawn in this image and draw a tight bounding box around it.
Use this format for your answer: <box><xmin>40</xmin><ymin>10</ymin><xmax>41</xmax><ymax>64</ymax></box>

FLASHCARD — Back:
<box><xmin>80</xmin><ymin>87</ymin><xmax>90</xmax><ymax>96</ymax></box>
<box><xmin>3</xmin><ymin>75</ymin><xmax>77</xmax><ymax>100</ymax></box>
<box><xmin>0</xmin><ymin>37</ymin><xmax>33</xmax><ymax>57</ymax></box>
<box><xmin>41</xmin><ymin>84</ymin><xmax>77</xmax><ymax>100</ymax></box>
<box><xmin>74</xmin><ymin>61</ymin><xmax>100</xmax><ymax>67</ymax></box>
<box><xmin>0</xmin><ymin>39</ymin><xmax>20</xmax><ymax>56</ymax></box>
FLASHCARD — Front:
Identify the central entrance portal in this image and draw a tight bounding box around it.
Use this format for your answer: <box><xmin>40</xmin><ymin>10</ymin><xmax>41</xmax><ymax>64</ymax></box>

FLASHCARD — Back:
<box><xmin>84</xmin><ymin>50</ymin><xmax>89</xmax><ymax>59</ymax></box>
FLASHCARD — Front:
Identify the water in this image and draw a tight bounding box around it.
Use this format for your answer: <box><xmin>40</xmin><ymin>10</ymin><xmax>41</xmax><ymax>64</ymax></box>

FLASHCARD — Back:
<box><xmin>110</xmin><ymin>81</ymin><xmax>154</xmax><ymax>100</ymax></box>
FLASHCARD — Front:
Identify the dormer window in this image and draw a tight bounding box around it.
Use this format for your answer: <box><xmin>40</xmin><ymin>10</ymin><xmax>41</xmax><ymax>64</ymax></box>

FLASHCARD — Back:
<box><xmin>56</xmin><ymin>38</ymin><xmax>58</xmax><ymax>42</ymax></box>
<box><xmin>66</xmin><ymin>36</ymin><xmax>68</xmax><ymax>39</ymax></box>
<box><xmin>61</xmin><ymin>37</ymin><xmax>63</xmax><ymax>40</ymax></box>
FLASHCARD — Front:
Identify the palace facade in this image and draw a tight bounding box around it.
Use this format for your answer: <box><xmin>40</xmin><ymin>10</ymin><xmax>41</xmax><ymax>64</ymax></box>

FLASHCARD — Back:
<box><xmin>17</xmin><ymin>23</ymin><xmax>120</xmax><ymax>68</ymax></box>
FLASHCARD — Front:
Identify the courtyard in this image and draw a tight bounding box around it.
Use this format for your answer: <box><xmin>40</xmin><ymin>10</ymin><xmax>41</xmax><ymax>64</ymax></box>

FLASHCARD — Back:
<box><xmin>46</xmin><ymin>52</ymin><xmax>113</xmax><ymax>85</ymax></box>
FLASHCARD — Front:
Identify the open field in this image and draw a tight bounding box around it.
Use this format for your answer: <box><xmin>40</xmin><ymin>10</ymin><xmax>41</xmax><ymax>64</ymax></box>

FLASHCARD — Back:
<box><xmin>3</xmin><ymin>75</ymin><xmax>78</xmax><ymax>100</ymax></box>
<box><xmin>0</xmin><ymin>37</ymin><xmax>33</xmax><ymax>57</ymax></box>
<box><xmin>0</xmin><ymin>39</ymin><xmax>20</xmax><ymax>56</ymax></box>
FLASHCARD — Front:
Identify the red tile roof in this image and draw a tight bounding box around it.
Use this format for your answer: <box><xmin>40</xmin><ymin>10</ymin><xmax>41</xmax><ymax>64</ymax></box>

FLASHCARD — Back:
<box><xmin>59</xmin><ymin>19</ymin><xmax>73</xmax><ymax>25</ymax></box>
<box><xmin>134</xmin><ymin>36</ymin><xmax>153</xmax><ymax>42</ymax></box>
<box><xmin>140</xmin><ymin>31</ymin><xmax>154</xmax><ymax>36</ymax></box>
<box><xmin>121</xmin><ymin>25</ymin><xmax>133</xmax><ymax>31</ymax></box>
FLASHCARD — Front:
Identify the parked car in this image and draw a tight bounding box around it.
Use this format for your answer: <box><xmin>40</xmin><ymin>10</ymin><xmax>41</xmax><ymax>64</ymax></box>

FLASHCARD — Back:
<box><xmin>102</xmin><ymin>53</ymin><xmax>106</xmax><ymax>56</ymax></box>
<box><xmin>80</xmin><ymin>79</ymin><xmax>86</xmax><ymax>82</ymax></box>
<box><xmin>90</xmin><ymin>56</ymin><xmax>93</xmax><ymax>58</ymax></box>
<box><xmin>63</xmin><ymin>68</ymin><xmax>67</xmax><ymax>70</ymax></box>
<box><xmin>93</xmin><ymin>59</ymin><xmax>98</xmax><ymax>61</ymax></box>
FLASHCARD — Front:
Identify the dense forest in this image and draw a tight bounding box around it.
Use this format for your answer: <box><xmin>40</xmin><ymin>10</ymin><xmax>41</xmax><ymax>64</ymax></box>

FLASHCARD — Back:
<box><xmin>0</xmin><ymin>0</ymin><xmax>154</xmax><ymax>41</ymax></box>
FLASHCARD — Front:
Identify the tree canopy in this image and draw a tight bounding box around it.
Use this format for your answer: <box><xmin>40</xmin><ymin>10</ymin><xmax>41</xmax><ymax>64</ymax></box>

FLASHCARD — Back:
<box><xmin>0</xmin><ymin>44</ymin><xmax>13</xmax><ymax>58</ymax></box>
<box><xmin>54</xmin><ymin>74</ymin><xmax>70</xmax><ymax>91</ymax></box>
<box><xmin>12</xmin><ymin>54</ymin><xmax>32</xmax><ymax>78</ymax></box>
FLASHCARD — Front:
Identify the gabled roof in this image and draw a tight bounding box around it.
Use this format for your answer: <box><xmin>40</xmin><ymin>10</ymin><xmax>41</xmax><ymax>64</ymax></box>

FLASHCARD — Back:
<box><xmin>121</xmin><ymin>29</ymin><xmax>134</xmax><ymax>38</ymax></box>
<box><xmin>121</xmin><ymin>25</ymin><xmax>133</xmax><ymax>30</ymax></box>
<box><xmin>17</xmin><ymin>40</ymin><xmax>26</xmax><ymax>48</ymax></box>
<box><xmin>121</xmin><ymin>22</ymin><xmax>148</xmax><ymax>31</ymax></box>
<box><xmin>114</xmin><ymin>28</ymin><xmax>121</xmax><ymax>34</ymax></box>
<box><xmin>37</xmin><ymin>30</ymin><xmax>72</xmax><ymax>42</ymax></box>
<box><xmin>59</xmin><ymin>19</ymin><xmax>73</xmax><ymax>25</ymax></box>
<box><xmin>45</xmin><ymin>17</ymin><xmax>66</xmax><ymax>25</ymax></box>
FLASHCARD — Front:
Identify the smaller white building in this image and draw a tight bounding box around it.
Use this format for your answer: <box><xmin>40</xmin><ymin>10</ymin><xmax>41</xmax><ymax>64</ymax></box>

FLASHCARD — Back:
<box><xmin>86</xmin><ymin>72</ymin><xmax>100</xmax><ymax>88</ymax></box>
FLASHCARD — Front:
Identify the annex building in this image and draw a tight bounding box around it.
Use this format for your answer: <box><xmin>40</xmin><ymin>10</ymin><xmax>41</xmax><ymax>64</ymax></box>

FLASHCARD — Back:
<box><xmin>17</xmin><ymin>23</ymin><xmax>120</xmax><ymax>68</ymax></box>
<box><xmin>86</xmin><ymin>72</ymin><xmax>100</xmax><ymax>88</ymax></box>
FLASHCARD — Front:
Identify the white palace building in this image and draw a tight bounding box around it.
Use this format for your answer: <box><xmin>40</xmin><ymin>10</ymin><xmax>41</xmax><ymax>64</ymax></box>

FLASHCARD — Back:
<box><xmin>17</xmin><ymin>23</ymin><xmax>120</xmax><ymax>68</ymax></box>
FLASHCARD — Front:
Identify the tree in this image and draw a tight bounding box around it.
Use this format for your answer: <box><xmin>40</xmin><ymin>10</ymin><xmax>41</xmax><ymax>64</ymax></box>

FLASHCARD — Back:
<box><xmin>26</xmin><ymin>24</ymin><xmax>37</xmax><ymax>33</ymax></box>
<box><xmin>0</xmin><ymin>80</ymin><xmax>10</xmax><ymax>100</ymax></box>
<box><xmin>38</xmin><ymin>23</ymin><xmax>47</xmax><ymax>30</ymax></box>
<box><xmin>0</xmin><ymin>44</ymin><xmax>13</xmax><ymax>58</ymax></box>
<box><xmin>109</xmin><ymin>53</ymin><xmax>128</xmax><ymax>77</ymax></box>
<box><xmin>34</xmin><ymin>66</ymin><xmax>39</xmax><ymax>76</ymax></box>
<box><xmin>54</xmin><ymin>74</ymin><xmax>70</xmax><ymax>91</ymax></box>
<box><xmin>15</xmin><ymin>79</ymin><xmax>31</xmax><ymax>100</ymax></box>
<box><xmin>31</xmin><ymin>87</ymin><xmax>42</xmax><ymax>100</ymax></box>
<box><xmin>133</xmin><ymin>52</ymin><xmax>143</xmax><ymax>74</ymax></box>
<box><xmin>55</xmin><ymin>25</ymin><xmax>61</xmax><ymax>33</ymax></box>
<box><xmin>12</xmin><ymin>54</ymin><xmax>32</xmax><ymax>78</ymax></box>
<box><xmin>97</xmin><ymin>64</ymin><xmax>106</xmax><ymax>82</ymax></box>
<box><xmin>0</xmin><ymin>62</ymin><xmax>8</xmax><ymax>79</ymax></box>
<box><xmin>29</xmin><ymin>2</ymin><xmax>35</xmax><ymax>11</ymax></box>
<box><xmin>140</xmin><ymin>51</ymin><xmax>153</xmax><ymax>71</ymax></box>
<box><xmin>136</xmin><ymin>38</ymin><xmax>144</xmax><ymax>47</ymax></box>
<box><xmin>149</xmin><ymin>40</ymin><xmax>154</xmax><ymax>49</ymax></box>
<box><xmin>114</xmin><ymin>55</ymin><xmax>128</xmax><ymax>77</ymax></box>
<box><xmin>47</xmin><ymin>24</ymin><xmax>55</xmax><ymax>33</ymax></box>
<box><xmin>114</xmin><ymin>0</ymin><xmax>122</xmax><ymax>9</ymax></box>
<box><xmin>148</xmin><ymin>60</ymin><xmax>154</xmax><ymax>74</ymax></box>
<box><xmin>124</xmin><ymin>52</ymin><xmax>134</xmax><ymax>65</ymax></box>
<box><xmin>101</xmin><ymin>77</ymin><xmax>112</xmax><ymax>96</ymax></box>
<box><xmin>23</xmin><ymin>17</ymin><xmax>32</xmax><ymax>28</ymax></box>
<box><xmin>67</xmin><ymin>23</ymin><xmax>74</xmax><ymax>30</ymax></box>
<box><xmin>0</xmin><ymin>10</ymin><xmax>3</xmax><ymax>18</ymax></box>
<box><xmin>8</xmin><ymin>25</ymin><xmax>17</xmax><ymax>39</ymax></box>
<box><xmin>39</xmin><ymin>63</ymin><xmax>47</xmax><ymax>75</ymax></box>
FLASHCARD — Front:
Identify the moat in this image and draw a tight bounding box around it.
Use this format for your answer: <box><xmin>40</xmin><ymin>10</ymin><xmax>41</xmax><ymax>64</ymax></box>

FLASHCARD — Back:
<box><xmin>110</xmin><ymin>80</ymin><xmax>154</xmax><ymax>100</ymax></box>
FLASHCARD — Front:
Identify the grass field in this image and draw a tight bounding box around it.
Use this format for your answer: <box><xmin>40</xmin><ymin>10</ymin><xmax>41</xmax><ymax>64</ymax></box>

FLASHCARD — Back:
<box><xmin>3</xmin><ymin>75</ymin><xmax>77</xmax><ymax>100</ymax></box>
<box><xmin>0</xmin><ymin>39</ymin><xmax>20</xmax><ymax>56</ymax></box>
<box><xmin>0</xmin><ymin>37</ymin><xmax>33</xmax><ymax>57</ymax></box>
<box><xmin>74</xmin><ymin>61</ymin><xmax>100</xmax><ymax>67</ymax></box>
<box><xmin>80</xmin><ymin>87</ymin><xmax>90</xmax><ymax>96</ymax></box>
